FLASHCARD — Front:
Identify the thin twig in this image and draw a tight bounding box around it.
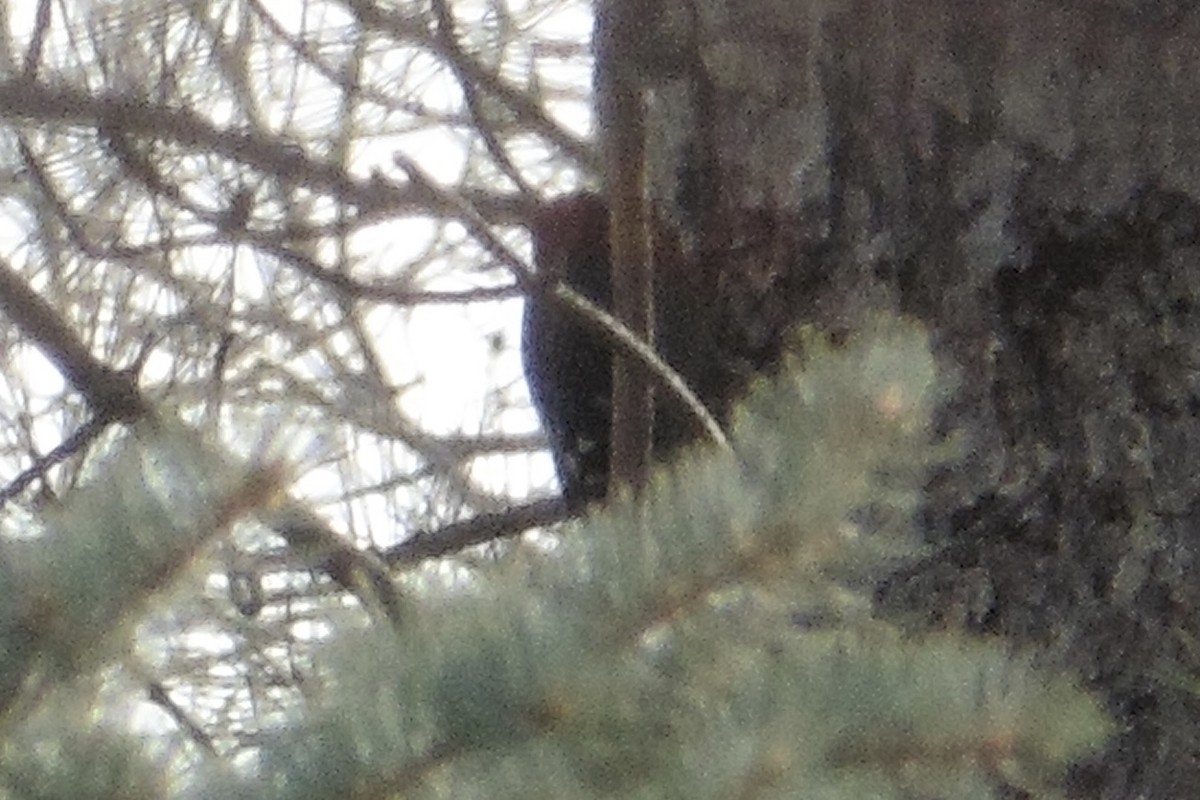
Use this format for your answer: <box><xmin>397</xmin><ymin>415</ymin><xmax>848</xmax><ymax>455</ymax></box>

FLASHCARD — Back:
<box><xmin>0</xmin><ymin>416</ymin><xmax>107</xmax><ymax>511</ymax></box>
<box><xmin>0</xmin><ymin>256</ymin><xmax>410</xmax><ymax>631</ymax></box>
<box><xmin>385</xmin><ymin>497</ymin><xmax>569</xmax><ymax>565</ymax></box>
<box><xmin>429</xmin><ymin>0</ymin><xmax>533</xmax><ymax>196</ymax></box>
<box><xmin>393</xmin><ymin>155</ymin><xmax>729</xmax><ymax>451</ymax></box>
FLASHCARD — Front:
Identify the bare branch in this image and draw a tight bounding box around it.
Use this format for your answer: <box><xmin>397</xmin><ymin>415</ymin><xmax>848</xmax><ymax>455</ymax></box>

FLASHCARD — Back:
<box><xmin>0</xmin><ymin>256</ymin><xmax>410</xmax><ymax>632</ymax></box>
<box><xmin>385</xmin><ymin>497</ymin><xmax>568</xmax><ymax>565</ymax></box>
<box><xmin>394</xmin><ymin>155</ymin><xmax>729</xmax><ymax>452</ymax></box>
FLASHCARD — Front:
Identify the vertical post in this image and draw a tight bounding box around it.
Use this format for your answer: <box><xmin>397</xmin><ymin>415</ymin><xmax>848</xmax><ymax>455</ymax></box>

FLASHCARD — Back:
<box><xmin>594</xmin><ymin>0</ymin><xmax>655</xmax><ymax>500</ymax></box>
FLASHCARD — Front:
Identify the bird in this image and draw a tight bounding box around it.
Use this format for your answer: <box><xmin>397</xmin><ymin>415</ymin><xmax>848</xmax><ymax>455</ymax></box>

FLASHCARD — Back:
<box><xmin>522</xmin><ymin>193</ymin><xmax>615</xmax><ymax>510</ymax></box>
<box><xmin>522</xmin><ymin>188</ymin><xmax>810</xmax><ymax>513</ymax></box>
<box><xmin>522</xmin><ymin>192</ymin><xmax>729</xmax><ymax>511</ymax></box>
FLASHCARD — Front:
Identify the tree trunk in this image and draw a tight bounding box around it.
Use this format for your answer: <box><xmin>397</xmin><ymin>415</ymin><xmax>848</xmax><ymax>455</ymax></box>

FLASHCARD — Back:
<box><xmin>640</xmin><ymin>2</ymin><xmax>1200</xmax><ymax>797</ymax></box>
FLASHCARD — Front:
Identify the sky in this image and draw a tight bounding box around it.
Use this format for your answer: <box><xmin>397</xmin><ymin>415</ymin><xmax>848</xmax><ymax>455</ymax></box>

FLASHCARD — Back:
<box><xmin>0</xmin><ymin>0</ymin><xmax>601</xmax><ymax>761</ymax></box>
<box><xmin>0</xmin><ymin>0</ymin><xmax>598</xmax><ymax>521</ymax></box>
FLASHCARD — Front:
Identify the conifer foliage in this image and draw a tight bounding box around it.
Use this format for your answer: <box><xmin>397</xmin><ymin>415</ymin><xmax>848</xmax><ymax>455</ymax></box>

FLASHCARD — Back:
<box><xmin>0</xmin><ymin>315</ymin><xmax>1111</xmax><ymax>799</ymax></box>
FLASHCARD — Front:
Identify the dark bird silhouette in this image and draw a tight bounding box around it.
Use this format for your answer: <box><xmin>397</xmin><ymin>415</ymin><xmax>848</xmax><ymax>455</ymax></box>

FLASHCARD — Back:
<box><xmin>522</xmin><ymin>193</ymin><xmax>733</xmax><ymax>511</ymax></box>
<box><xmin>522</xmin><ymin>190</ymin><xmax>815</xmax><ymax>512</ymax></box>
<box><xmin>522</xmin><ymin>193</ymin><xmax>615</xmax><ymax>509</ymax></box>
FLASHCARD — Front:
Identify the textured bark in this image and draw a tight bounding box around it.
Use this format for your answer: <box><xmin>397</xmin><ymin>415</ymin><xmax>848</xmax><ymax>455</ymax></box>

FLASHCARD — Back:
<box><xmin>634</xmin><ymin>2</ymin><xmax>1200</xmax><ymax>797</ymax></box>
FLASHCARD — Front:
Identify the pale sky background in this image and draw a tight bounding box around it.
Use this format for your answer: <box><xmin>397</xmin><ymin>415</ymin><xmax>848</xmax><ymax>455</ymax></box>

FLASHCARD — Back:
<box><xmin>0</xmin><ymin>0</ymin><xmax>598</xmax><ymax>531</ymax></box>
<box><xmin>0</xmin><ymin>0</ymin><xmax>601</xmax><ymax>765</ymax></box>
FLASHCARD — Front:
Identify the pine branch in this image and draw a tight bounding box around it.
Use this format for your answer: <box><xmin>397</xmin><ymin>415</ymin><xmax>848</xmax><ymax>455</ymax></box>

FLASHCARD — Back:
<box><xmin>195</xmin><ymin>314</ymin><xmax>1111</xmax><ymax>800</ymax></box>
<box><xmin>0</xmin><ymin>258</ymin><xmax>410</xmax><ymax>640</ymax></box>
